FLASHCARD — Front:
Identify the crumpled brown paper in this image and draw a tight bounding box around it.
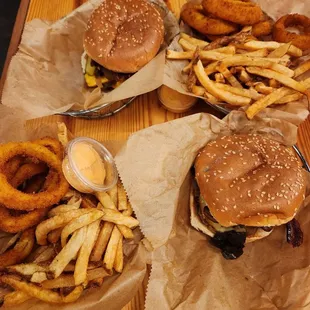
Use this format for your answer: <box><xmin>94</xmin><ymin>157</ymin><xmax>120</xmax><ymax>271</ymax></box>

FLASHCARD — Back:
<box><xmin>0</xmin><ymin>111</ymin><xmax>148</xmax><ymax>310</ymax></box>
<box><xmin>1</xmin><ymin>0</ymin><xmax>179</xmax><ymax>118</ymax></box>
<box><xmin>164</xmin><ymin>0</ymin><xmax>310</xmax><ymax>125</ymax></box>
<box><xmin>115</xmin><ymin>110</ymin><xmax>308</xmax><ymax>309</ymax></box>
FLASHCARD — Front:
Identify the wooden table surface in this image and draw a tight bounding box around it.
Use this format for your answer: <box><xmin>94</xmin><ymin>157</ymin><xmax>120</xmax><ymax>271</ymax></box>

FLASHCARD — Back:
<box><xmin>1</xmin><ymin>0</ymin><xmax>310</xmax><ymax>309</ymax></box>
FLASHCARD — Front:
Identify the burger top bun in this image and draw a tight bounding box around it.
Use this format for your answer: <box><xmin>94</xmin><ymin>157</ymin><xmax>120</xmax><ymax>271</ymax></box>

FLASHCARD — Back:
<box><xmin>83</xmin><ymin>0</ymin><xmax>164</xmax><ymax>73</ymax></box>
<box><xmin>195</xmin><ymin>135</ymin><xmax>307</xmax><ymax>228</ymax></box>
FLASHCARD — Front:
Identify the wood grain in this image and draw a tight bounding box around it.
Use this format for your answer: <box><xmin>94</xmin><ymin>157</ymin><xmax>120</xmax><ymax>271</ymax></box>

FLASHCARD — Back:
<box><xmin>0</xmin><ymin>0</ymin><xmax>30</xmax><ymax>97</ymax></box>
<box><xmin>2</xmin><ymin>0</ymin><xmax>310</xmax><ymax>309</ymax></box>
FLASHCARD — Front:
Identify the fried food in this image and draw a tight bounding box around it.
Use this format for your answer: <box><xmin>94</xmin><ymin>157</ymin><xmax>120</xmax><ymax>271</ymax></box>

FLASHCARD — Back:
<box><xmin>273</xmin><ymin>14</ymin><xmax>310</xmax><ymax>50</ymax></box>
<box><xmin>32</xmin><ymin>137</ymin><xmax>64</xmax><ymax>160</ymax></box>
<box><xmin>1</xmin><ymin>290</ymin><xmax>31</xmax><ymax>307</ymax></box>
<box><xmin>0</xmin><ymin>275</ymin><xmax>83</xmax><ymax>303</ymax></box>
<box><xmin>36</xmin><ymin>208</ymin><xmax>93</xmax><ymax>245</ymax></box>
<box><xmin>246</xmin><ymin>87</ymin><xmax>292</xmax><ymax>119</ymax></box>
<box><xmin>0</xmin><ymin>207</ymin><xmax>49</xmax><ymax>233</ymax></box>
<box><xmin>202</xmin><ymin>0</ymin><xmax>262</xmax><ymax>25</ymax></box>
<box><xmin>181</xmin><ymin>2</ymin><xmax>238</xmax><ymax>36</ymax></box>
<box><xmin>0</xmin><ymin>142</ymin><xmax>69</xmax><ymax>210</ymax></box>
<box><xmin>252</xmin><ymin>20</ymin><xmax>272</xmax><ymax>37</ymax></box>
<box><xmin>0</xmin><ymin>229</ymin><xmax>34</xmax><ymax>268</ymax></box>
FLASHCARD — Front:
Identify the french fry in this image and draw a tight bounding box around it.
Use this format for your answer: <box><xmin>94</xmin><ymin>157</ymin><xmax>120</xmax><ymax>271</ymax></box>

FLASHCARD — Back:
<box><xmin>113</xmin><ymin>237</ymin><xmax>124</xmax><ymax>273</ymax></box>
<box><xmin>246</xmin><ymin>67</ymin><xmax>308</xmax><ymax>93</ymax></box>
<box><xmin>108</xmin><ymin>184</ymin><xmax>118</xmax><ymax>206</ymax></box>
<box><xmin>216</xmin><ymin>63</ymin><xmax>243</xmax><ymax>89</ymax></box>
<box><xmin>117</xmin><ymin>182</ymin><xmax>127</xmax><ymax>211</ymax></box>
<box><xmin>180</xmin><ymin>33</ymin><xmax>209</xmax><ymax>48</ymax></box>
<box><xmin>204</xmin><ymin>55</ymin><xmax>294</xmax><ymax>76</ymax></box>
<box><xmin>194</xmin><ymin>60</ymin><xmax>251</xmax><ymax>106</ymax></box>
<box><xmin>204</xmin><ymin>92</ymin><xmax>221</xmax><ymax>105</ymax></box>
<box><xmin>101</xmin><ymin>207</ymin><xmax>139</xmax><ymax>228</ymax></box>
<box><xmin>243</xmin><ymin>49</ymin><xmax>269</xmax><ymax>57</ymax></box>
<box><xmin>192</xmin><ymin>85</ymin><xmax>205</xmax><ymax>96</ymax></box>
<box><xmin>215</xmin><ymin>73</ymin><xmax>225</xmax><ymax>83</ymax></box>
<box><xmin>0</xmin><ymin>232</ymin><xmax>21</xmax><ymax>255</ymax></box>
<box><xmin>179</xmin><ymin>38</ymin><xmax>196</xmax><ymax>51</ymax></box>
<box><xmin>167</xmin><ymin>50</ymin><xmax>230</xmax><ymax>61</ymax></box>
<box><xmin>241</xmin><ymin>40</ymin><xmax>302</xmax><ymax>57</ymax></box>
<box><xmin>90</xmin><ymin>222</ymin><xmax>114</xmax><ymax>262</ymax></box>
<box><xmin>215</xmin><ymin>83</ymin><xmax>263</xmax><ymax>100</ymax></box>
<box><xmin>2</xmin><ymin>290</ymin><xmax>31</xmax><ymax>307</ymax></box>
<box><xmin>275</xmin><ymin>92</ymin><xmax>304</xmax><ymax>104</ymax></box>
<box><xmin>64</xmin><ymin>261</ymin><xmax>101</xmax><ymax>272</ymax></box>
<box><xmin>95</xmin><ymin>192</ymin><xmax>117</xmax><ymax>210</ymax></box>
<box><xmin>57</xmin><ymin>122</ymin><xmax>69</xmax><ymax>147</ymax></box>
<box><xmin>6</xmin><ymin>263</ymin><xmax>47</xmax><ymax>276</ymax></box>
<box><xmin>246</xmin><ymin>87</ymin><xmax>292</xmax><ymax>119</ymax></box>
<box><xmin>269</xmin><ymin>79</ymin><xmax>280</xmax><ymax>88</ymax></box>
<box><xmin>42</xmin><ymin>268</ymin><xmax>112</xmax><ymax>289</ymax></box>
<box><xmin>117</xmin><ymin>225</ymin><xmax>134</xmax><ymax>239</ymax></box>
<box><xmin>239</xmin><ymin>69</ymin><xmax>252</xmax><ymax>83</ymax></box>
<box><xmin>47</xmin><ymin>228</ymin><xmax>62</xmax><ymax>244</ymax></box>
<box><xmin>104</xmin><ymin>226</ymin><xmax>122</xmax><ymax>270</ymax></box>
<box><xmin>33</xmin><ymin>246</ymin><xmax>55</xmax><ymax>263</ymax></box>
<box><xmin>49</xmin><ymin>226</ymin><xmax>86</xmax><ymax>278</ymax></box>
<box><xmin>74</xmin><ymin>219</ymin><xmax>101</xmax><ymax>285</ymax></box>
<box><xmin>30</xmin><ymin>271</ymin><xmax>47</xmax><ymax>283</ymax></box>
<box><xmin>0</xmin><ymin>275</ymin><xmax>84</xmax><ymax>303</ymax></box>
<box><xmin>249</xmin><ymin>82</ymin><xmax>275</xmax><ymax>95</ymax></box>
<box><xmin>267</xmin><ymin>43</ymin><xmax>291</xmax><ymax>58</ymax></box>
<box><xmin>60</xmin><ymin>210</ymin><xmax>103</xmax><ymax>247</ymax></box>
<box><xmin>213</xmin><ymin>46</ymin><xmax>236</xmax><ymax>55</ymax></box>
<box><xmin>294</xmin><ymin>60</ymin><xmax>310</xmax><ymax>78</ymax></box>
<box><xmin>36</xmin><ymin>209</ymin><xmax>92</xmax><ymax>245</ymax></box>
<box><xmin>48</xmin><ymin>199</ymin><xmax>81</xmax><ymax>217</ymax></box>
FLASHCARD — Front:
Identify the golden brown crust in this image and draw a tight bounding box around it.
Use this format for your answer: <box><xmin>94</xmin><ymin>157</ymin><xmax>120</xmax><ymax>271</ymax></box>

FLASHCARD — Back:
<box><xmin>83</xmin><ymin>0</ymin><xmax>164</xmax><ymax>73</ymax></box>
<box><xmin>181</xmin><ymin>2</ymin><xmax>238</xmax><ymax>35</ymax></box>
<box><xmin>273</xmin><ymin>14</ymin><xmax>310</xmax><ymax>51</ymax></box>
<box><xmin>202</xmin><ymin>0</ymin><xmax>262</xmax><ymax>25</ymax></box>
<box><xmin>195</xmin><ymin>135</ymin><xmax>306</xmax><ymax>227</ymax></box>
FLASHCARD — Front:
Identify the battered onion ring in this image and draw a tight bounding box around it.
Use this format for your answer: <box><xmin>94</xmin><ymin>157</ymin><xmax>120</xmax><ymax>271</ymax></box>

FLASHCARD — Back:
<box><xmin>181</xmin><ymin>2</ymin><xmax>238</xmax><ymax>35</ymax></box>
<box><xmin>0</xmin><ymin>228</ymin><xmax>34</xmax><ymax>268</ymax></box>
<box><xmin>273</xmin><ymin>14</ymin><xmax>310</xmax><ymax>50</ymax></box>
<box><xmin>252</xmin><ymin>20</ymin><xmax>272</xmax><ymax>37</ymax></box>
<box><xmin>0</xmin><ymin>207</ymin><xmax>48</xmax><ymax>233</ymax></box>
<box><xmin>0</xmin><ymin>142</ymin><xmax>69</xmax><ymax>210</ymax></box>
<box><xmin>202</xmin><ymin>0</ymin><xmax>263</xmax><ymax>25</ymax></box>
<box><xmin>4</xmin><ymin>156</ymin><xmax>23</xmax><ymax>181</ymax></box>
<box><xmin>32</xmin><ymin>137</ymin><xmax>63</xmax><ymax>160</ymax></box>
<box><xmin>24</xmin><ymin>174</ymin><xmax>46</xmax><ymax>194</ymax></box>
<box><xmin>10</xmin><ymin>163</ymin><xmax>48</xmax><ymax>188</ymax></box>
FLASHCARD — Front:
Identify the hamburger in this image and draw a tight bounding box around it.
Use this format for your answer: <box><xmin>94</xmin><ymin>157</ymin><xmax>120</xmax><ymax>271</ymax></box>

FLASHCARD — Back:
<box><xmin>82</xmin><ymin>0</ymin><xmax>165</xmax><ymax>90</ymax></box>
<box><xmin>190</xmin><ymin>134</ymin><xmax>306</xmax><ymax>259</ymax></box>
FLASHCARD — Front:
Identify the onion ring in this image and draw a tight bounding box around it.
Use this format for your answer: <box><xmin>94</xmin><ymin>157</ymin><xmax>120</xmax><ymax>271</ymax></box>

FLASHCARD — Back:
<box><xmin>32</xmin><ymin>137</ymin><xmax>63</xmax><ymax>160</ymax></box>
<box><xmin>252</xmin><ymin>20</ymin><xmax>272</xmax><ymax>37</ymax></box>
<box><xmin>10</xmin><ymin>163</ymin><xmax>48</xmax><ymax>189</ymax></box>
<box><xmin>0</xmin><ymin>142</ymin><xmax>69</xmax><ymax>210</ymax></box>
<box><xmin>202</xmin><ymin>0</ymin><xmax>263</xmax><ymax>25</ymax></box>
<box><xmin>181</xmin><ymin>2</ymin><xmax>238</xmax><ymax>35</ymax></box>
<box><xmin>273</xmin><ymin>14</ymin><xmax>310</xmax><ymax>51</ymax></box>
<box><xmin>0</xmin><ymin>207</ymin><xmax>49</xmax><ymax>233</ymax></box>
<box><xmin>23</xmin><ymin>174</ymin><xmax>46</xmax><ymax>194</ymax></box>
<box><xmin>4</xmin><ymin>156</ymin><xmax>23</xmax><ymax>181</ymax></box>
<box><xmin>0</xmin><ymin>229</ymin><xmax>34</xmax><ymax>268</ymax></box>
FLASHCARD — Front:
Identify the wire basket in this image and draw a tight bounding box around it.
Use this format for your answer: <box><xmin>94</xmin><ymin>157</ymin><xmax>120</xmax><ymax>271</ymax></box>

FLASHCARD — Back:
<box><xmin>58</xmin><ymin>97</ymin><xmax>136</xmax><ymax>119</ymax></box>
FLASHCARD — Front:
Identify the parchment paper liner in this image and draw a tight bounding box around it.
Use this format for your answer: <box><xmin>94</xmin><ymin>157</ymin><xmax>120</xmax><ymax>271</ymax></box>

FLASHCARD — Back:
<box><xmin>0</xmin><ymin>106</ymin><xmax>148</xmax><ymax>310</ymax></box>
<box><xmin>1</xmin><ymin>0</ymin><xmax>179</xmax><ymax>118</ymax></box>
<box><xmin>114</xmin><ymin>108</ymin><xmax>308</xmax><ymax>309</ymax></box>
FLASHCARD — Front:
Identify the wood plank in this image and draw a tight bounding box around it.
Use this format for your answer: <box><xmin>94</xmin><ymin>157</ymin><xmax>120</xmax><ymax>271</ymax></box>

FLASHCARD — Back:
<box><xmin>0</xmin><ymin>0</ymin><xmax>30</xmax><ymax>97</ymax></box>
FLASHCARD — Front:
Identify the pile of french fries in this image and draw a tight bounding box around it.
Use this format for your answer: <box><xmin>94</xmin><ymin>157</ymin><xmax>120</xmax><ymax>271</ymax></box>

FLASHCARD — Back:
<box><xmin>167</xmin><ymin>31</ymin><xmax>310</xmax><ymax>119</ymax></box>
<box><xmin>0</xmin><ymin>181</ymin><xmax>138</xmax><ymax>307</ymax></box>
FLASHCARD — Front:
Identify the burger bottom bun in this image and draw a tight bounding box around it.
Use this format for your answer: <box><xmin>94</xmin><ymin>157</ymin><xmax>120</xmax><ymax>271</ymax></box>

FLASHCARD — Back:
<box><xmin>189</xmin><ymin>186</ymin><xmax>273</xmax><ymax>243</ymax></box>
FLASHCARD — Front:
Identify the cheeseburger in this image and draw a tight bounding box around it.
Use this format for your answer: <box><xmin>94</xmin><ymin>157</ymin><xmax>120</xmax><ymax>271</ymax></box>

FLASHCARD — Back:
<box><xmin>82</xmin><ymin>0</ymin><xmax>164</xmax><ymax>90</ymax></box>
<box><xmin>191</xmin><ymin>134</ymin><xmax>306</xmax><ymax>259</ymax></box>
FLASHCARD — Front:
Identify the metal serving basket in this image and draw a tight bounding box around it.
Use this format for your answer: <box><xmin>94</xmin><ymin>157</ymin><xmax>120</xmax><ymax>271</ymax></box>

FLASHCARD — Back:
<box><xmin>58</xmin><ymin>97</ymin><xmax>136</xmax><ymax>119</ymax></box>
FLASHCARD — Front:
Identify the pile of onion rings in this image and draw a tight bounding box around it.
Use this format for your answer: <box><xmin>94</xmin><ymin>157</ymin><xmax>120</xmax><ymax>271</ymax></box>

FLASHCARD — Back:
<box><xmin>273</xmin><ymin>14</ymin><xmax>310</xmax><ymax>50</ymax></box>
<box><xmin>180</xmin><ymin>0</ymin><xmax>272</xmax><ymax>40</ymax></box>
<box><xmin>0</xmin><ymin>137</ymin><xmax>69</xmax><ymax>234</ymax></box>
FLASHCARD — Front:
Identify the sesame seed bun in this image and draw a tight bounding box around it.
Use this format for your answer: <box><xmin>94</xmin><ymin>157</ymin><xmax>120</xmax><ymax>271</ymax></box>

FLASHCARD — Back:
<box><xmin>194</xmin><ymin>134</ymin><xmax>306</xmax><ymax>228</ymax></box>
<box><xmin>83</xmin><ymin>0</ymin><xmax>164</xmax><ymax>73</ymax></box>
